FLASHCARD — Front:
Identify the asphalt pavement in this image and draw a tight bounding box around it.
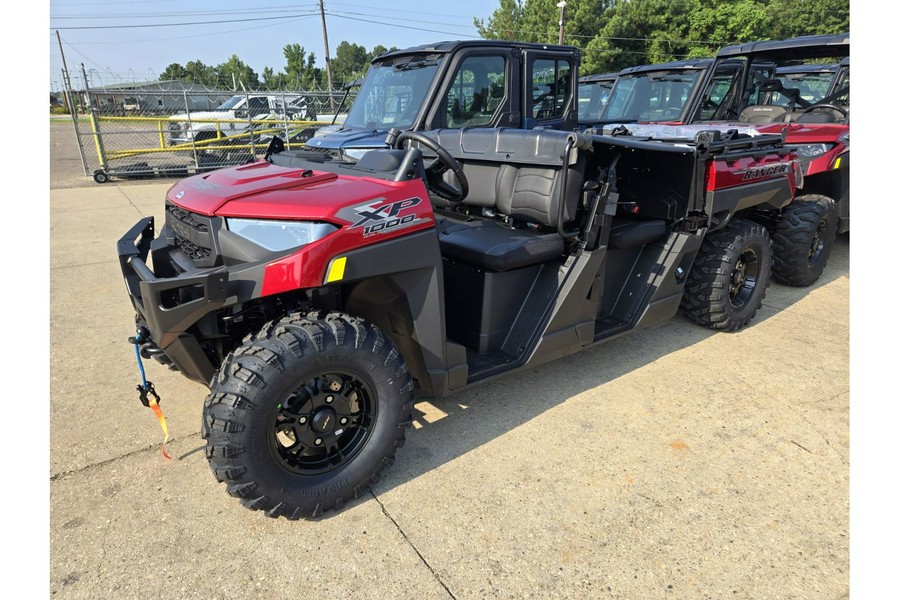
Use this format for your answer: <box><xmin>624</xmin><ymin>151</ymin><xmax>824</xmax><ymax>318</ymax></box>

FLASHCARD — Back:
<box><xmin>49</xmin><ymin>170</ymin><xmax>849</xmax><ymax>599</ymax></box>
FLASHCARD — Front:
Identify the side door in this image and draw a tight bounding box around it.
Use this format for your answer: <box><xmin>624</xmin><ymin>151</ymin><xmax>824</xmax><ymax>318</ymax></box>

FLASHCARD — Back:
<box><xmin>832</xmin><ymin>63</ymin><xmax>850</xmax><ymax>109</ymax></box>
<box><xmin>425</xmin><ymin>48</ymin><xmax>520</xmax><ymax>130</ymax></box>
<box><xmin>522</xmin><ymin>50</ymin><xmax>579</xmax><ymax>130</ymax></box>
<box><xmin>691</xmin><ymin>63</ymin><xmax>744</xmax><ymax>121</ymax></box>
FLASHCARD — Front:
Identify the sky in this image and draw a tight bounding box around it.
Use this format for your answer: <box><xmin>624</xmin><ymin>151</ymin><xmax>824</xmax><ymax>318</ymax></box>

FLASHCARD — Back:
<box><xmin>48</xmin><ymin>0</ymin><xmax>501</xmax><ymax>90</ymax></box>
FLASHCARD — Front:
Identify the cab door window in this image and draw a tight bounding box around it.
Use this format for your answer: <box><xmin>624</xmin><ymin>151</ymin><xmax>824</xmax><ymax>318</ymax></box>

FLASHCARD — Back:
<box><xmin>530</xmin><ymin>59</ymin><xmax>572</xmax><ymax>121</ymax></box>
<box><xmin>444</xmin><ymin>55</ymin><xmax>507</xmax><ymax>128</ymax></box>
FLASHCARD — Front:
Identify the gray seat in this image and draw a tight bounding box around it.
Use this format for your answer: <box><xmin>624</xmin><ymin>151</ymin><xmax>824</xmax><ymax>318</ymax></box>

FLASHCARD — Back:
<box><xmin>422</xmin><ymin>129</ymin><xmax>585</xmax><ymax>272</ymax></box>
<box><xmin>437</xmin><ymin>219</ymin><xmax>564</xmax><ymax>272</ymax></box>
<box><xmin>739</xmin><ymin>105</ymin><xmax>788</xmax><ymax>123</ymax></box>
<box><xmin>795</xmin><ymin>109</ymin><xmax>844</xmax><ymax>124</ymax></box>
<box><xmin>428</xmin><ymin>129</ymin><xmax>584</xmax><ymax>271</ymax></box>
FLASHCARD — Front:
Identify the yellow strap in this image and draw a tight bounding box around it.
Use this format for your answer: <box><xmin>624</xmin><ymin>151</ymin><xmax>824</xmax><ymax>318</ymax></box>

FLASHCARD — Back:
<box><xmin>147</xmin><ymin>396</ymin><xmax>171</xmax><ymax>460</ymax></box>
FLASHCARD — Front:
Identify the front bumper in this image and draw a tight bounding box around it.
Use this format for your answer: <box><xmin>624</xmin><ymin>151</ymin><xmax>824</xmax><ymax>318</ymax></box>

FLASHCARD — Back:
<box><xmin>117</xmin><ymin>217</ymin><xmax>230</xmax><ymax>385</ymax></box>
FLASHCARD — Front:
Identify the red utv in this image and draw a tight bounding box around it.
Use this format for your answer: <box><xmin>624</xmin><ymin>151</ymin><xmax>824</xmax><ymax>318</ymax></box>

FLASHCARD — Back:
<box><xmin>119</xmin><ymin>123</ymin><xmax>800</xmax><ymax>519</ymax></box>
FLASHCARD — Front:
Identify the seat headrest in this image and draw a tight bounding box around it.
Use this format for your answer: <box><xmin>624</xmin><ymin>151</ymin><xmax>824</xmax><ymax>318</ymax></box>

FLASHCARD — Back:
<box><xmin>739</xmin><ymin>105</ymin><xmax>788</xmax><ymax>124</ymax></box>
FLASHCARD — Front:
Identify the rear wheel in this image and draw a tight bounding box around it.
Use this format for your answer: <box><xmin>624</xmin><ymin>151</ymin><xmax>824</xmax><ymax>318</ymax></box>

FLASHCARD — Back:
<box><xmin>772</xmin><ymin>194</ymin><xmax>838</xmax><ymax>287</ymax></box>
<box><xmin>681</xmin><ymin>219</ymin><xmax>773</xmax><ymax>331</ymax></box>
<box><xmin>202</xmin><ymin>311</ymin><xmax>413</xmax><ymax>519</ymax></box>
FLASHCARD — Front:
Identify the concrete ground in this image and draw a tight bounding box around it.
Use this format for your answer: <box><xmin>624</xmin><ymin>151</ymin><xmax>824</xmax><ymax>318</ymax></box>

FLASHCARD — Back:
<box><xmin>49</xmin><ymin>141</ymin><xmax>849</xmax><ymax>598</ymax></box>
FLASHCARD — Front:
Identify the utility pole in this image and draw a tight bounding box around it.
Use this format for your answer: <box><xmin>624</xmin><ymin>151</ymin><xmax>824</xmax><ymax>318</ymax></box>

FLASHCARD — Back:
<box><xmin>57</xmin><ymin>29</ymin><xmax>91</xmax><ymax>177</ymax></box>
<box><xmin>318</xmin><ymin>0</ymin><xmax>335</xmax><ymax>110</ymax></box>
<box><xmin>557</xmin><ymin>1</ymin><xmax>567</xmax><ymax>45</ymax></box>
<box><xmin>56</xmin><ymin>30</ymin><xmax>78</xmax><ymax>112</ymax></box>
<box><xmin>56</xmin><ymin>30</ymin><xmax>72</xmax><ymax>90</ymax></box>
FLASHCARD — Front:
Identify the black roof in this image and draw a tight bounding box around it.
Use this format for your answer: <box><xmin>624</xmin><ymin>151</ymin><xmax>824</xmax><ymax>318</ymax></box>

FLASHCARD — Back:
<box><xmin>775</xmin><ymin>63</ymin><xmax>842</xmax><ymax>75</ymax></box>
<box><xmin>616</xmin><ymin>58</ymin><xmax>715</xmax><ymax>76</ymax></box>
<box><xmin>578</xmin><ymin>72</ymin><xmax>617</xmax><ymax>83</ymax></box>
<box><xmin>716</xmin><ymin>33</ymin><xmax>849</xmax><ymax>60</ymax></box>
<box><xmin>376</xmin><ymin>40</ymin><xmax>580</xmax><ymax>61</ymax></box>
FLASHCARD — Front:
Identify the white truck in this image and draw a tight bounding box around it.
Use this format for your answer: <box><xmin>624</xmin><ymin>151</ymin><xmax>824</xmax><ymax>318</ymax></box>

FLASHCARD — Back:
<box><xmin>167</xmin><ymin>94</ymin><xmax>311</xmax><ymax>148</ymax></box>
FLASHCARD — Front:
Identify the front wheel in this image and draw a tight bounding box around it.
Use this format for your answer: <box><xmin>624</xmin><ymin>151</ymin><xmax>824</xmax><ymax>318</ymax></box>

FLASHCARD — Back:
<box><xmin>681</xmin><ymin>219</ymin><xmax>773</xmax><ymax>331</ymax></box>
<box><xmin>772</xmin><ymin>194</ymin><xmax>838</xmax><ymax>287</ymax></box>
<box><xmin>202</xmin><ymin>311</ymin><xmax>413</xmax><ymax>519</ymax></box>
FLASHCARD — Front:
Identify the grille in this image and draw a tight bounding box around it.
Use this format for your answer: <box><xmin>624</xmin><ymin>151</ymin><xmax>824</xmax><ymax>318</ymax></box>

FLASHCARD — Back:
<box><xmin>175</xmin><ymin>236</ymin><xmax>212</xmax><ymax>262</ymax></box>
<box><xmin>167</xmin><ymin>204</ymin><xmax>209</xmax><ymax>232</ymax></box>
<box><xmin>166</xmin><ymin>204</ymin><xmax>217</xmax><ymax>266</ymax></box>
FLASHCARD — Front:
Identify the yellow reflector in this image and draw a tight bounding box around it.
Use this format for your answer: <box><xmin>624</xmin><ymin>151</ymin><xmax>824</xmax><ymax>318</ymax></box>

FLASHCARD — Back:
<box><xmin>325</xmin><ymin>257</ymin><xmax>347</xmax><ymax>283</ymax></box>
<box><xmin>833</xmin><ymin>157</ymin><xmax>842</xmax><ymax>170</ymax></box>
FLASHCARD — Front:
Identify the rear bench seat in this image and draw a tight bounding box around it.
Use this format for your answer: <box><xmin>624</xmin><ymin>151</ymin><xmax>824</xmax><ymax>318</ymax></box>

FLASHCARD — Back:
<box><xmin>419</xmin><ymin>128</ymin><xmax>586</xmax><ymax>271</ymax></box>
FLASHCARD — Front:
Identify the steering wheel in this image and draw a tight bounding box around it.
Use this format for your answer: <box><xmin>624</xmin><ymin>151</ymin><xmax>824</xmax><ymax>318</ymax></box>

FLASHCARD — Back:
<box><xmin>393</xmin><ymin>130</ymin><xmax>469</xmax><ymax>204</ymax></box>
<box><xmin>799</xmin><ymin>104</ymin><xmax>849</xmax><ymax>118</ymax></box>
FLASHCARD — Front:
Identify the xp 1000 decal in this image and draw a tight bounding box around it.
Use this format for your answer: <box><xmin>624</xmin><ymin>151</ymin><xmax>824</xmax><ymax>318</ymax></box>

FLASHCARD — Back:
<box><xmin>339</xmin><ymin>197</ymin><xmax>429</xmax><ymax>237</ymax></box>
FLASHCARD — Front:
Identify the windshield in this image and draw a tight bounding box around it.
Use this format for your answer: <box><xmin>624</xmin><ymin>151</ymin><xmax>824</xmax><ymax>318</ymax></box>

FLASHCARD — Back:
<box><xmin>600</xmin><ymin>70</ymin><xmax>703</xmax><ymax>123</ymax></box>
<box><xmin>216</xmin><ymin>96</ymin><xmax>245</xmax><ymax>110</ymax></box>
<box><xmin>771</xmin><ymin>72</ymin><xmax>838</xmax><ymax>106</ymax></box>
<box><xmin>578</xmin><ymin>79</ymin><xmax>615</xmax><ymax>122</ymax></box>
<box><xmin>342</xmin><ymin>54</ymin><xmax>443</xmax><ymax>131</ymax></box>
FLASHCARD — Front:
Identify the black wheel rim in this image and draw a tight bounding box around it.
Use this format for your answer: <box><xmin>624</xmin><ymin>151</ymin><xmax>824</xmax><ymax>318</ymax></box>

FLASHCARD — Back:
<box><xmin>808</xmin><ymin>218</ymin><xmax>827</xmax><ymax>266</ymax></box>
<box><xmin>729</xmin><ymin>248</ymin><xmax>760</xmax><ymax>308</ymax></box>
<box><xmin>269</xmin><ymin>372</ymin><xmax>376</xmax><ymax>475</ymax></box>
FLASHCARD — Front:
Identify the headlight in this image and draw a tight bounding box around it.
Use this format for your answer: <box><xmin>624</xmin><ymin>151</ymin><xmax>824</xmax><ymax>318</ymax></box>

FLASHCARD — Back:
<box><xmin>225</xmin><ymin>219</ymin><xmax>338</xmax><ymax>252</ymax></box>
<box><xmin>792</xmin><ymin>143</ymin><xmax>834</xmax><ymax>158</ymax></box>
<box><xmin>343</xmin><ymin>147</ymin><xmax>380</xmax><ymax>161</ymax></box>
<box><xmin>311</xmin><ymin>125</ymin><xmax>342</xmax><ymax>138</ymax></box>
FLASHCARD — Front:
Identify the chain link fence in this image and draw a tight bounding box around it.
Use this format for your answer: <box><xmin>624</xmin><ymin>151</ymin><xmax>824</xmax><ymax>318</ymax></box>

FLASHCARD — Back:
<box><xmin>62</xmin><ymin>80</ymin><xmax>356</xmax><ymax>183</ymax></box>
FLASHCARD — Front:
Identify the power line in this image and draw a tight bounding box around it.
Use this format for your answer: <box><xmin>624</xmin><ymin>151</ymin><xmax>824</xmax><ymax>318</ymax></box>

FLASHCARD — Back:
<box><xmin>51</xmin><ymin>5</ymin><xmax>319</xmax><ymax>19</ymax></box>
<box><xmin>59</xmin><ymin>38</ymin><xmax>108</xmax><ymax>73</ymax></box>
<box><xmin>49</xmin><ymin>15</ymin><xmax>317</xmax><ymax>46</ymax></box>
<box><xmin>325</xmin><ymin>13</ymin><xmax>481</xmax><ymax>39</ymax></box>
<box><xmin>327</xmin><ymin>0</ymin><xmax>480</xmax><ymax>20</ymax></box>
<box><xmin>326</xmin><ymin>9</ymin><xmax>480</xmax><ymax>31</ymax></box>
<box><xmin>50</xmin><ymin>12</ymin><xmax>317</xmax><ymax>30</ymax></box>
<box><xmin>51</xmin><ymin>0</ymin><xmax>178</xmax><ymax>5</ymax></box>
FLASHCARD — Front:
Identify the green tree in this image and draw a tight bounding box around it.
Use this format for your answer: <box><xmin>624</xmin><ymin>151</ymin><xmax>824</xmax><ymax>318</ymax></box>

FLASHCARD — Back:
<box><xmin>767</xmin><ymin>0</ymin><xmax>849</xmax><ymax>38</ymax></box>
<box><xmin>368</xmin><ymin>45</ymin><xmax>397</xmax><ymax>62</ymax></box>
<box><xmin>686</xmin><ymin>0</ymin><xmax>771</xmax><ymax>57</ymax></box>
<box><xmin>580</xmin><ymin>0</ymin><xmax>695</xmax><ymax>73</ymax></box>
<box><xmin>216</xmin><ymin>54</ymin><xmax>260</xmax><ymax>89</ymax></box>
<box><xmin>475</xmin><ymin>0</ymin><xmax>849</xmax><ymax>76</ymax></box>
<box><xmin>476</xmin><ymin>0</ymin><xmax>613</xmax><ymax>45</ymax></box>
<box><xmin>331</xmin><ymin>41</ymin><xmax>369</xmax><ymax>85</ymax></box>
<box><xmin>160</xmin><ymin>63</ymin><xmax>188</xmax><ymax>81</ymax></box>
<box><xmin>474</xmin><ymin>0</ymin><xmax>525</xmax><ymax>40</ymax></box>
<box><xmin>283</xmin><ymin>44</ymin><xmax>319</xmax><ymax>88</ymax></box>
<box><xmin>184</xmin><ymin>60</ymin><xmax>215</xmax><ymax>85</ymax></box>
<box><xmin>262</xmin><ymin>66</ymin><xmax>285</xmax><ymax>89</ymax></box>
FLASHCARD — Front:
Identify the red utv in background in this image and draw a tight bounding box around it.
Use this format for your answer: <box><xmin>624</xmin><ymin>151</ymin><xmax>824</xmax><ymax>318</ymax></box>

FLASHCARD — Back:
<box><xmin>582</xmin><ymin>33</ymin><xmax>849</xmax><ymax>287</ymax></box>
<box><xmin>703</xmin><ymin>34</ymin><xmax>848</xmax><ymax>286</ymax></box>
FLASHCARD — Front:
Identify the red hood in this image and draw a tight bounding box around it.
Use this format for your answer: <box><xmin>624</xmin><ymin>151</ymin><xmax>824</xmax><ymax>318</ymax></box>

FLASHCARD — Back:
<box><xmin>723</xmin><ymin>121</ymin><xmax>849</xmax><ymax>144</ymax></box>
<box><xmin>166</xmin><ymin>160</ymin><xmax>411</xmax><ymax>224</ymax></box>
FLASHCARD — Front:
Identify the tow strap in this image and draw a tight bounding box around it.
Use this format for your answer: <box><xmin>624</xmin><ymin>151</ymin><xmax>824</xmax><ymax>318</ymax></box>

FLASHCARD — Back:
<box><xmin>131</xmin><ymin>332</ymin><xmax>171</xmax><ymax>460</ymax></box>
